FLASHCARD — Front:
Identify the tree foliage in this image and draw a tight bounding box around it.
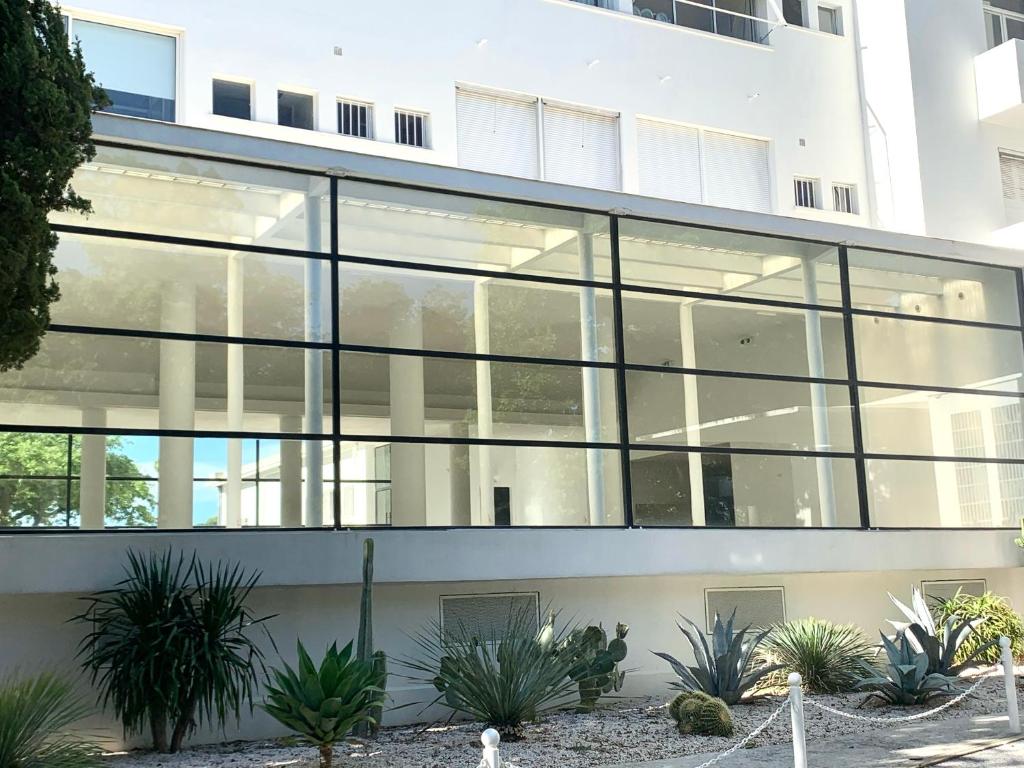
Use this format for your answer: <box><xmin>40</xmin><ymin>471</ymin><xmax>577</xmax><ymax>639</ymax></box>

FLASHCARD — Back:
<box><xmin>0</xmin><ymin>0</ymin><xmax>106</xmax><ymax>371</ymax></box>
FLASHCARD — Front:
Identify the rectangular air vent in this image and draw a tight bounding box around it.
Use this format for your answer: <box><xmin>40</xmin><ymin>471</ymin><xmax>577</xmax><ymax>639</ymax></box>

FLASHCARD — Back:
<box><xmin>439</xmin><ymin>592</ymin><xmax>540</xmax><ymax>643</ymax></box>
<box><xmin>705</xmin><ymin>587</ymin><xmax>786</xmax><ymax>634</ymax></box>
<box><xmin>921</xmin><ymin>579</ymin><xmax>987</xmax><ymax>606</ymax></box>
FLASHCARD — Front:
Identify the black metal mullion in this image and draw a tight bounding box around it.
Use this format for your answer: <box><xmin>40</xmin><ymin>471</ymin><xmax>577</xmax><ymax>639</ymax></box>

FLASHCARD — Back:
<box><xmin>330</xmin><ymin>177</ymin><xmax>342</xmax><ymax>530</ymax></box>
<box><xmin>65</xmin><ymin>434</ymin><xmax>73</xmax><ymax>528</ymax></box>
<box><xmin>839</xmin><ymin>246</ymin><xmax>871</xmax><ymax>529</ymax></box>
<box><xmin>609</xmin><ymin>216</ymin><xmax>634</xmax><ymax>528</ymax></box>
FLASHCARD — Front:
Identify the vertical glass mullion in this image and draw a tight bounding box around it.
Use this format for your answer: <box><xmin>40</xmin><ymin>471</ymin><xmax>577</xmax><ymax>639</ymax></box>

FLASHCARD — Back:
<box><xmin>838</xmin><ymin>245</ymin><xmax>871</xmax><ymax>529</ymax></box>
<box><xmin>330</xmin><ymin>177</ymin><xmax>342</xmax><ymax>529</ymax></box>
<box><xmin>1014</xmin><ymin>269</ymin><xmax>1024</xmax><ymax>466</ymax></box>
<box><xmin>609</xmin><ymin>215</ymin><xmax>633</xmax><ymax>527</ymax></box>
<box><xmin>65</xmin><ymin>433</ymin><xmax>74</xmax><ymax>528</ymax></box>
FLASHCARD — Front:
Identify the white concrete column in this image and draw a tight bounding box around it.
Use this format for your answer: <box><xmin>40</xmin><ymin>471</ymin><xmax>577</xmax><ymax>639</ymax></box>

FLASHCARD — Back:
<box><xmin>279</xmin><ymin>415</ymin><xmax>303</xmax><ymax>527</ymax></box>
<box><xmin>158</xmin><ymin>282</ymin><xmax>196</xmax><ymax>529</ymax></box>
<box><xmin>389</xmin><ymin>303</ymin><xmax>426</xmax><ymax>526</ymax></box>
<box><xmin>579</xmin><ymin>233</ymin><xmax>607</xmax><ymax>526</ymax></box>
<box><xmin>303</xmin><ymin>194</ymin><xmax>324</xmax><ymax>526</ymax></box>
<box><xmin>679</xmin><ymin>303</ymin><xmax>707</xmax><ymax>527</ymax></box>
<box><xmin>449</xmin><ymin>422</ymin><xmax>472</xmax><ymax>526</ymax></box>
<box><xmin>802</xmin><ymin>260</ymin><xmax>838</xmax><ymax>528</ymax></box>
<box><xmin>474</xmin><ymin>281</ymin><xmax>494</xmax><ymax>525</ymax></box>
<box><xmin>225</xmin><ymin>253</ymin><xmax>244</xmax><ymax>528</ymax></box>
<box><xmin>78</xmin><ymin>408</ymin><xmax>107</xmax><ymax>530</ymax></box>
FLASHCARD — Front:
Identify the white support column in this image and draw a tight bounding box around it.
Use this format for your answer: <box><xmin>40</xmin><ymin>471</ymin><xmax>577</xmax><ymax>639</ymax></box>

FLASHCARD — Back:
<box><xmin>158</xmin><ymin>282</ymin><xmax>196</xmax><ymax>529</ymax></box>
<box><xmin>390</xmin><ymin>304</ymin><xmax>426</xmax><ymax>526</ymax></box>
<box><xmin>579</xmin><ymin>233</ymin><xmax>606</xmax><ymax>526</ymax></box>
<box><xmin>679</xmin><ymin>303</ymin><xmax>707</xmax><ymax>527</ymax></box>
<box><xmin>474</xmin><ymin>281</ymin><xmax>495</xmax><ymax>525</ymax></box>
<box><xmin>449</xmin><ymin>422</ymin><xmax>472</xmax><ymax>526</ymax></box>
<box><xmin>279</xmin><ymin>415</ymin><xmax>303</xmax><ymax>527</ymax></box>
<box><xmin>303</xmin><ymin>194</ymin><xmax>324</xmax><ymax>527</ymax></box>
<box><xmin>225</xmin><ymin>252</ymin><xmax>244</xmax><ymax>528</ymax></box>
<box><xmin>78</xmin><ymin>408</ymin><xmax>107</xmax><ymax>530</ymax></box>
<box><xmin>802</xmin><ymin>260</ymin><xmax>838</xmax><ymax>528</ymax></box>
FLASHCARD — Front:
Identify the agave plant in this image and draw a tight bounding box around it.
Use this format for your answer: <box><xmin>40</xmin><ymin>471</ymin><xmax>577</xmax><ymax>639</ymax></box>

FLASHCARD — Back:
<box><xmin>888</xmin><ymin>587</ymin><xmax>996</xmax><ymax>676</ymax></box>
<box><xmin>855</xmin><ymin>632</ymin><xmax>959</xmax><ymax>705</ymax></box>
<box><xmin>760</xmin><ymin>618</ymin><xmax>874</xmax><ymax>694</ymax></box>
<box><xmin>263</xmin><ymin>640</ymin><xmax>386</xmax><ymax>768</ymax></box>
<box><xmin>0</xmin><ymin>672</ymin><xmax>101</xmax><ymax>768</ymax></box>
<box><xmin>653</xmin><ymin>611</ymin><xmax>781</xmax><ymax>706</ymax></box>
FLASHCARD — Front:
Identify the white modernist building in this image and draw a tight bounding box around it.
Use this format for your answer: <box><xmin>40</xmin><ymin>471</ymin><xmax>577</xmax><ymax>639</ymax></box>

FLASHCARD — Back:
<box><xmin>3</xmin><ymin>0</ymin><xmax>1024</xmax><ymax>744</ymax></box>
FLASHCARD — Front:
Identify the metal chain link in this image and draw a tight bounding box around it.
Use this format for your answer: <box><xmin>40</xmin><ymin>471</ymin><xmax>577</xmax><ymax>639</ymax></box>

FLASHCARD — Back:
<box><xmin>685</xmin><ymin>698</ymin><xmax>791</xmax><ymax>768</ymax></box>
<box><xmin>804</xmin><ymin>673</ymin><xmax>991</xmax><ymax>724</ymax></box>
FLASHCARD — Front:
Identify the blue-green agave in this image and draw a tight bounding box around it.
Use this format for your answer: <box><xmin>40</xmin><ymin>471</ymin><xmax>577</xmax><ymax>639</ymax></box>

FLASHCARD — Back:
<box><xmin>889</xmin><ymin>587</ymin><xmax>997</xmax><ymax>676</ymax></box>
<box><xmin>855</xmin><ymin>632</ymin><xmax>959</xmax><ymax>706</ymax></box>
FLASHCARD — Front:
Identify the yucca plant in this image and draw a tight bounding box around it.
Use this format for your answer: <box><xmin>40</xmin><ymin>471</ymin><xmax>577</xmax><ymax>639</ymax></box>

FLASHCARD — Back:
<box><xmin>934</xmin><ymin>591</ymin><xmax>1024</xmax><ymax>666</ymax></box>
<box><xmin>855</xmin><ymin>632</ymin><xmax>958</xmax><ymax>705</ymax></box>
<box><xmin>74</xmin><ymin>550</ymin><xmax>272</xmax><ymax>753</ymax></box>
<box><xmin>402</xmin><ymin>609</ymin><xmax>583</xmax><ymax>739</ymax></box>
<box><xmin>0</xmin><ymin>672</ymin><xmax>101</xmax><ymax>768</ymax></box>
<box><xmin>889</xmin><ymin>587</ymin><xmax>996</xmax><ymax>675</ymax></box>
<box><xmin>262</xmin><ymin>640</ymin><xmax>385</xmax><ymax>768</ymax></box>
<box><xmin>760</xmin><ymin>618</ymin><xmax>874</xmax><ymax>694</ymax></box>
<box><xmin>653</xmin><ymin>611</ymin><xmax>781</xmax><ymax>706</ymax></box>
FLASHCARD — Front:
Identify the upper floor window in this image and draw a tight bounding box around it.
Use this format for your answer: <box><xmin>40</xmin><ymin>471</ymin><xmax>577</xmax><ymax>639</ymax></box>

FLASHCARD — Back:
<box><xmin>278</xmin><ymin>90</ymin><xmax>315</xmax><ymax>130</ymax></box>
<box><xmin>212</xmin><ymin>80</ymin><xmax>251</xmax><ymax>120</ymax></box>
<box><xmin>338</xmin><ymin>100</ymin><xmax>373</xmax><ymax>139</ymax></box>
<box><xmin>793</xmin><ymin>177</ymin><xmax>820</xmax><ymax>209</ymax></box>
<box><xmin>571</xmin><ymin>0</ymin><xmax>616</xmax><ymax>7</ymax></box>
<box><xmin>832</xmin><ymin>183</ymin><xmax>857</xmax><ymax>214</ymax></box>
<box><xmin>817</xmin><ymin>5</ymin><xmax>841</xmax><ymax>34</ymax></box>
<box><xmin>985</xmin><ymin>1</ymin><xmax>1024</xmax><ymax>49</ymax></box>
<box><xmin>395</xmin><ymin>110</ymin><xmax>428</xmax><ymax>147</ymax></box>
<box><xmin>633</xmin><ymin>0</ymin><xmax>773</xmax><ymax>45</ymax></box>
<box><xmin>71</xmin><ymin>19</ymin><xmax>176</xmax><ymax>122</ymax></box>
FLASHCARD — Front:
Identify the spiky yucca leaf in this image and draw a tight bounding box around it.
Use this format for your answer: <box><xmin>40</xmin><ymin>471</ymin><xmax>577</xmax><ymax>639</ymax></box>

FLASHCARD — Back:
<box><xmin>760</xmin><ymin>618</ymin><xmax>874</xmax><ymax>694</ymax></box>
<box><xmin>0</xmin><ymin>672</ymin><xmax>101</xmax><ymax>768</ymax></box>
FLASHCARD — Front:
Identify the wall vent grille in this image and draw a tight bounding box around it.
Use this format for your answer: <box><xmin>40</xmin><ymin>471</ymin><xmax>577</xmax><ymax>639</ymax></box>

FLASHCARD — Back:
<box><xmin>439</xmin><ymin>592</ymin><xmax>540</xmax><ymax>643</ymax></box>
<box><xmin>704</xmin><ymin>587</ymin><xmax>786</xmax><ymax>634</ymax></box>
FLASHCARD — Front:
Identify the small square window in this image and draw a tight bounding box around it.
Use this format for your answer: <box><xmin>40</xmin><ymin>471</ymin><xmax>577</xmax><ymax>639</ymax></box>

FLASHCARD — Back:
<box><xmin>212</xmin><ymin>80</ymin><xmax>251</xmax><ymax>120</ymax></box>
<box><xmin>278</xmin><ymin>90</ymin><xmax>314</xmax><ymax>130</ymax></box>
<box><xmin>338</xmin><ymin>100</ymin><xmax>373</xmax><ymax>139</ymax></box>
<box><xmin>832</xmin><ymin>183</ymin><xmax>857</xmax><ymax>214</ymax></box>
<box><xmin>794</xmin><ymin>177</ymin><xmax>820</xmax><ymax>209</ymax></box>
<box><xmin>817</xmin><ymin>5</ymin><xmax>842</xmax><ymax>35</ymax></box>
<box><xmin>395</xmin><ymin>110</ymin><xmax>427</xmax><ymax>148</ymax></box>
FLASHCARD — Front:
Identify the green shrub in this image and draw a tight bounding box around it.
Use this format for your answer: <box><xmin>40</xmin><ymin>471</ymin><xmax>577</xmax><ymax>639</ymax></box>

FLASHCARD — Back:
<box><xmin>263</xmin><ymin>640</ymin><xmax>386</xmax><ymax>768</ymax></box>
<box><xmin>654</xmin><ymin>611</ymin><xmax>781</xmax><ymax>705</ymax></box>
<box><xmin>668</xmin><ymin>691</ymin><xmax>733</xmax><ymax>737</ymax></box>
<box><xmin>760</xmin><ymin>618</ymin><xmax>873</xmax><ymax>694</ymax></box>
<box><xmin>0</xmin><ymin>671</ymin><xmax>101</xmax><ymax>768</ymax></box>
<box><xmin>403</xmin><ymin>609</ymin><xmax>584</xmax><ymax>740</ymax></box>
<box><xmin>854</xmin><ymin>632</ymin><xmax>957</xmax><ymax>706</ymax></box>
<box><xmin>933</xmin><ymin>591</ymin><xmax>1024</xmax><ymax>665</ymax></box>
<box><xmin>75</xmin><ymin>550</ymin><xmax>272</xmax><ymax>753</ymax></box>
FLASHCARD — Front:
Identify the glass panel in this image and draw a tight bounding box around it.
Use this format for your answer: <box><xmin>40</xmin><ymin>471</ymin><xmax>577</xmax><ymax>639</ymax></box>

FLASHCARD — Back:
<box><xmin>673</xmin><ymin>0</ymin><xmax>714</xmax><ymax>32</ymax></box>
<box><xmin>337</xmin><ymin>181</ymin><xmax>612</xmax><ymax>281</ymax></box>
<box><xmin>278</xmin><ymin>91</ymin><xmax>314</xmax><ymax>130</ymax></box>
<box><xmin>340</xmin><ymin>263</ymin><xmax>615</xmax><ymax>361</ymax></box>
<box><xmin>991</xmin><ymin>0</ymin><xmax>1024</xmax><ymax>13</ymax></box>
<box><xmin>340</xmin><ymin>352</ymin><xmax>619</xmax><ymax>443</ymax></box>
<box><xmin>630</xmin><ymin>450</ymin><xmax>860</xmax><ymax>527</ymax></box>
<box><xmin>866</xmin><ymin>458</ymin><xmax>1023</xmax><ymax>528</ymax></box>
<box><xmin>1007</xmin><ymin>16</ymin><xmax>1024</xmax><ymax>41</ymax></box>
<box><xmin>74</xmin><ymin>21</ymin><xmax>175</xmax><ymax>121</ymax></box>
<box><xmin>634</xmin><ymin>0</ymin><xmax>676</xmax><ymax>23</ymax></box>
<box><xmin>627</xmin><ymin>371</ymin><xmax>854</xmax><ymax>451</ymax></box>
<box><xmin>0</xmin><ymin>333</ymin><xmax>332</xmax><ymax>434</ymax></box>
<box><xmin>336</xmin><ymin>441</ymin><xmax>623</xmax><ymax>526</ymax></box>
<box><xmin>846</xmin><ymin>249</ymin><xmax>1020</xmax><ymax>325</ymax></box>
<box><xmin>52</xmin><ymin>234</ymin><xmax>330</xmax><ymax>340</ymax></box>
<box><xmin>618</xmin><ymin>219</ymin><xmax>840</xmax><ymax>304</ymax></box>
<box><xmin>621</xmin><ymin>292</ymin><xmax>847</xmax><ymax>377</ymax></box>
<box><xmin>212</xmin><ymin>80</ymin><xmax>251</xmax><ymax>119</ymax></box>
<box><xmin>51</xmin><ymin>146</ymin><xmax>330</xmax><ymax>249</ymax></box>
<box><xmin>853</xmin><ymin>315</ymin><xmax>1024</xmax><ymax>389</ymax></box>
<box><xmin>860</xmin><ymin>387</ymin><xmax>1024</xmax><ymax>458</ymax></box>
<box><xmin>987</xmin><ymin>11</ymin><xmax>1005</xmax><ymax>48</ymax></box>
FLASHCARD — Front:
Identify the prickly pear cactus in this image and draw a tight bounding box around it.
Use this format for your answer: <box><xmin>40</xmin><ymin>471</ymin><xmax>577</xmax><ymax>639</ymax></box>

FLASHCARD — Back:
<box><xmin>669</xmin><ymin>691</ymin><xmax>733</xmax><ymax>737</ymax></box>
<box><xmin>355</xmin><ymin>539</ymin><xmax>386</xmax><ymax>737</ymax></box>
<box><xmin>566</xmin><ymin>622</ymin><xmax>629</xmax><ymax>713</ymax></box>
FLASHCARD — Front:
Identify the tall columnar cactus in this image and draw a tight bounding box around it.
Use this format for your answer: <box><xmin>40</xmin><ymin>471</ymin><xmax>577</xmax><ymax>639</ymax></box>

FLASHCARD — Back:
<box><xmin>354</xmin><ymin>539</ymin><xmax>386</xmax><ymax>738</ymax></box>
<box><xmin>564</xmin><ymin>622</ymin><xmax>629</xmax><ymax>712</ymax></box>
<box><xmin>668</xmin><ymin>691</ymin><xmax>733</xmax><ymax>737</ymax></box>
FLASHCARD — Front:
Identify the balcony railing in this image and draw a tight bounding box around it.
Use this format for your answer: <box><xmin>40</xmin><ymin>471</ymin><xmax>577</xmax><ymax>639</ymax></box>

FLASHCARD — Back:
<box><xmin>633</xmin><ymin>0</ymin><xmax>779</xmax><ymax>45</ymax></box>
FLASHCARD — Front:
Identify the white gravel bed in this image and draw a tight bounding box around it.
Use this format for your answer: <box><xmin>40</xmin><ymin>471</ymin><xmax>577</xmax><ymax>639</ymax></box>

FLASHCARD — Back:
<box><xmin>103</xmin><ymin>670</ymin><xmax>1021</xmax><ymax>768</ymax></box>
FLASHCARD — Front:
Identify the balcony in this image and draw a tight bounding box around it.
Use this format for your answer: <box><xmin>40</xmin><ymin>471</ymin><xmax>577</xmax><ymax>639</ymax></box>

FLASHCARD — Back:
<box><xmin>632</xmin><ymin>0</ymin><xmax>779</xmax><ymax>45</ymax></box>
<box><xmin>975</xmin><ymin>37</ymin><xmax>1024</xmax><ymax>126</ymax></box>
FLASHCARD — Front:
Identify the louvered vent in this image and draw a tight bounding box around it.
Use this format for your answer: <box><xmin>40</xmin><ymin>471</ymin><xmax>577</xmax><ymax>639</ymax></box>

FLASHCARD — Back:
<box><xmin>921</xmin><ymin>579</ymin><xmax>987</xmax><ymax>606</ymax></box>
<box><xmin>1000</xmin><ymin>151</ymin><xmax>1024</xmax><ymax>222</ymax></box>
<box><xmin>704</xmin><ymin>587</ymin><xmax>785</xmax><ymax>634</ymax></box>
<box><xmin>440</xmin><ymin>592</ymin><xmax>540</xmax><ymax>643</ymax></box>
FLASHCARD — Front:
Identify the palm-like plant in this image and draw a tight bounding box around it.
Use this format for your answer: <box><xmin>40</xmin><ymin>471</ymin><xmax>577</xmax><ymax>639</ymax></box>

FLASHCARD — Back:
<box><xmin>760</xmin><ymin>618</ymin><xmax>873</xmax><ymax>694</ymax></box>
<box><xmin>855</xmin><ymin>632</ymin><xmax>958</xmax><ymax>705</ymax></box>
<box><xmin>888</xmin><ymin>587</ymin><xmax>996</xmax><ymax>676</ymax></box>
<box><xmin>263</xmin><ymin>641</ymin><xmax>385</xmax><ymax>768</ymax></box>
<box><xmin>74</xmin><ymin>550</ymin><xmax>272</xmax><ymax>753</ymax></box>
<box><xmin>653</xmin><ymin>611</ymin><xmax>781</xmax><ymax>706</ymax></box>
<box><xmin>0</xmin><ymin>671</ymin><xmax>101</xmax><ymax>768</ymax></box>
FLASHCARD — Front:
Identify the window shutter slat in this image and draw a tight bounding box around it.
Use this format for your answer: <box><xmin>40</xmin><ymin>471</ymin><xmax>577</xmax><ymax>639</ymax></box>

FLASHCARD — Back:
<box><xmin>1000</xmin><ymin>151</ymin><xmax>1024</xmax><ymax>222</ymax></box>
<box><xmin>541</xmin><ymin>102</ymin><xmax>620</xmax><ymax>190</ymax></box>
<box><xmin>636</xmin><ymin>118</ymin><xmax>702</xmax><ymax>203</ymax></box>
<box><xmin>702</xmin><ymin>130</ymin><xmax>771</xmax><ymax>213</ymax></box>
<box><xmin>456</xmin><ymin>89</ymin><xmax>539</xmax><ymax>179</ymax></box>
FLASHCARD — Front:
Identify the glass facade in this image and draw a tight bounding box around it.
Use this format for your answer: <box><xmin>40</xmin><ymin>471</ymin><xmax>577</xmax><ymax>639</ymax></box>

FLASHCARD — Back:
<box><xmin>4</xmin><ymin>143</ymin><xmax>1024</xmax><ymax>530</ymax></box>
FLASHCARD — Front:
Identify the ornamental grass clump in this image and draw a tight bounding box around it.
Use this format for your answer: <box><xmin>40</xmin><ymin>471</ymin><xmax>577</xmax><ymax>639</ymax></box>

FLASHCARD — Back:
<box><xmin>760</xmin><ymin>617</ymin><xmax>874</xmax><ymax>694</ymax></box>
<box><xmin>934</xmin><ymin>591</ymin><xmax>1024</xmax><ymax>666</ymax></box>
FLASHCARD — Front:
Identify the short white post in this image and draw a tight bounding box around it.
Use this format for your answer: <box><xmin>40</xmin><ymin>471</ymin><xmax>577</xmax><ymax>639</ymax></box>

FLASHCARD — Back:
<box><xmin>789</xmin><ymin>672</ymin><xmax>808</xmax><ymax>768</ymax></box>
<box><xmin>1001</xmin><ymin>636</ymin><xmax>1020</xmax><ymax>735</ymax></box>
<box><xmin>481</xmin><ymin>728</ymin><xmax>501</xmax><ymax>768</ymax></box>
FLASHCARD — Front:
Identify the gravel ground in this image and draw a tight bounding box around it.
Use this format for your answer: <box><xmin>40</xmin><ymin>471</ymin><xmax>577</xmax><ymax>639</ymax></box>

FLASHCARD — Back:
<box><xmin>103</xmin><ymin>670</ymin><xmax>1023</xmax><ymax>768</ymax></box>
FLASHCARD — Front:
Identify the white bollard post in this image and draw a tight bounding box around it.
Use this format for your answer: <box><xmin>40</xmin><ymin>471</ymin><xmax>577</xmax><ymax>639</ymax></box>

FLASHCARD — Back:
<box><xmin>789</xmin><ymin>672</ymin><xmax>808</xmax><ymax>768</ymax></box>
<box><xmin>1000</xmin><ymin>636</ymin><xmax>1021</xmax><ymax>735</ymax></box>
<box><xmin>481</xmin><ymin>728</ymin><xmax>501</xmax><ymax>768</ymax></box>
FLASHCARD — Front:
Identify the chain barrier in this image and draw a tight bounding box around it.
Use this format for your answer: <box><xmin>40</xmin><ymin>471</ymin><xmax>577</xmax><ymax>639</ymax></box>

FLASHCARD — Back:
<box><xmin>685</xmin><ymin>698</ymin><xmax>791</xmax><ymax>768</ymax></box>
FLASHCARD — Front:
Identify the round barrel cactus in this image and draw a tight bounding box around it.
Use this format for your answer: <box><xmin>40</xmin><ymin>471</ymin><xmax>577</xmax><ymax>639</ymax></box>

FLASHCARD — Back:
<box><xmin>668</xmin><ymin>691</ymin><xmax>733</xmax><ymax>737</ymax></box>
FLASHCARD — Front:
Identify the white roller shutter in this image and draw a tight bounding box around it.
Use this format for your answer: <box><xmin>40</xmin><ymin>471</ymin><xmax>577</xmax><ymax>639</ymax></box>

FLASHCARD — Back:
<box><xmin>1000</xmin><ymin>151</ymin><xmax>1024</xmax><ymax>222</ymax></box>
<box><xmin>541</xmin><ymin>102</ymin><xmax>620</xmax><ymax>190</ymax></box>
<box><xmin>456</xmin><ymin>88</ymin><xmax>539</xmax><ymax>179</ymax></box>
<box><xmin>703</xmin><ymin>130</ymin><xmax>771</xmax><ymax>213</ymax></box>
<box><xmin>637</xmin><ymin>118</ymin><xmax>702</xmax><ymax>203</ymax></box>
